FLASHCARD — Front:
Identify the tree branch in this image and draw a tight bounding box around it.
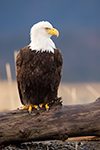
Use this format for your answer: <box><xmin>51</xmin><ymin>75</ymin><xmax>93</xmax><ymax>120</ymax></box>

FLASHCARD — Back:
<box><xmin>0</xmin><ymin>97</ymin><xmax>100</xmax><ymax>145</ymax></box>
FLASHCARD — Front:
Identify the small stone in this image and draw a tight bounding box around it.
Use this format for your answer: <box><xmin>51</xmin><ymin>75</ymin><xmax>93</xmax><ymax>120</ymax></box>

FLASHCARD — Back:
<box><xmin>63</xmin><ymin>144</ymin><xmax>69</xmax><ymax>148</ymax></box>
<box><xmin>39</xmin><ymin>142</ymin><xmax>43</xmax><ymax>147</ymax></box>
<box><xmin>49</xmin><ymin>146</ymin><xmax>55</xmax><ymax>150</ymax></box>
<box><xmin>71</xmin><ymin>142</ymin><xmax>75</xmax><ymax>147</ymax></box>
<box><xmin>45</xmin><ymin>141</ymin><xmax>52</xmax><ymax>146</ymax></box>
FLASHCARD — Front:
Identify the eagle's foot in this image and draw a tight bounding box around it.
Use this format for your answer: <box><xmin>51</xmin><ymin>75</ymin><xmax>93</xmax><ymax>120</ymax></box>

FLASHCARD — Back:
<box><xmin>39</xmin><ymin>100</ymin><xmax>55</xmax><ymax>111</ymax></box>
<box><xmin>39</xmin><ymin>103</ymin><xmax>49</xmax><ymax>111</ymax></box>
<box><xmin>28</xmin><ymin>104</ymin><xmax>39</xmax><ymax>113</ymax></box>
<box><xmin>39</xmin><ymin>103</ymin><xmax>44</xmax><ymax>108</ymax></box>
<box><xmin>22</xmin><ymin>104</ymin><xmax>39</xmax><ymax>113</ymax></box>
<box><xmin>45</xmin><ymin>100</ymin><xmax>55</xmax><ymax>111</ymax></box>
<box><xmin>45</xmin><ymin>103</ymin><xmax>49</xmax><ymax>111</ymax></box>
<box><xmin>33</xmin><ymin>105</ymin><xmax>39</xmax><ymax>110</ymax></box>
<box><xmin>22</xmin><ymin>106</ymin><xmax>28</xmax><ymax>110</ymax></box>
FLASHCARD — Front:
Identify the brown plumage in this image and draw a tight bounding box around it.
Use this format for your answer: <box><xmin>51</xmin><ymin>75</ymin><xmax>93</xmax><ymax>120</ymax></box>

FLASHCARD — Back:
<box><xmin>16</xmin><ymin>46</ymin><xmax>63</xmax><ymax>106</ymax></box>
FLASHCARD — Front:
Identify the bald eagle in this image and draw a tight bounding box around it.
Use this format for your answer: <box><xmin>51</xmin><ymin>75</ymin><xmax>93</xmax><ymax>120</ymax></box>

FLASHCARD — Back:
<box><xmin>16</xmin><ymin>21</ymin><xmax>63</xmax><ymax>113</ymax></box>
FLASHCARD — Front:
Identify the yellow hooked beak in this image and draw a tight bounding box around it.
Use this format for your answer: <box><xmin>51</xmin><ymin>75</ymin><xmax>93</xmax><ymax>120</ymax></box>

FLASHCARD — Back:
<box><xmin>46</xmin><ymin>28</ymin><xmax>59</xmax><ymax>37</ymax></box>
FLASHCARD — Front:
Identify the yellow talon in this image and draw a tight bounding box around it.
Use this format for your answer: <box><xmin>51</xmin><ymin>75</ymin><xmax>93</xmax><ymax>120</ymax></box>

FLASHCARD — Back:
<box><xmin>39</xmin><ymin>103</ymin><xmax>44</xmax><ymax>108</ymax></box>
<box><xmin>28</xmin><ymin>104</ymin><xmax>39</xmax><ymax>113</ymax></box>
<box><xmin>33</xmin><ymin>105</ymin><xmax>39</xmax><ymax>110</ymax></box>
<box><xmin>28</xmin><ymin>104</ymin><xmax>33</xmax><ymax>113</ymax></box>
<box><xmin>45</xmin><ymin>103</ymin><xmax>49</xmax><ymax>111</ymax></box>
<box><xmin>22</xmin><ymin>106</ymin><xmax>28</xmax><ymax>109</ymax></box>
<box><xmin>22</xmin><ymin>104</ymin><xmax>39</xmax><ymax>113</ymax></box>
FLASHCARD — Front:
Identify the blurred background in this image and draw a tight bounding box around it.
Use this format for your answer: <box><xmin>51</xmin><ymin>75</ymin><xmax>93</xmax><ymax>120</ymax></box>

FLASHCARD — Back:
<box><xmin>0</xmin><ymin>0</ymin><xmax>100</xmax><ymax>111</ymax></box>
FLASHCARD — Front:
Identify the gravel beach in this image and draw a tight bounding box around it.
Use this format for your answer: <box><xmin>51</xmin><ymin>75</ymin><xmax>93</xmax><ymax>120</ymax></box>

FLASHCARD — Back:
<box><xmin>1</xmin><ymin>137</ymin><xmax>100</xmax><ymax>150</ymax></box>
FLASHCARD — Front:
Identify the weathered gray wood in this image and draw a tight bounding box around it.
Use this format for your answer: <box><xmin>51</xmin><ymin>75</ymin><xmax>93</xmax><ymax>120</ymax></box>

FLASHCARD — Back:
<box><xmin>0</xmin><ymin>98</ymin><xmax>100</xmax><ymax>145</ymax></box>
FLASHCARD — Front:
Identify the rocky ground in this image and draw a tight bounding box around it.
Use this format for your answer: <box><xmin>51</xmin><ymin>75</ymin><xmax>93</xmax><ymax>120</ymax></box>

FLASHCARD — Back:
<box><xmin>1</xmin><ymin>137</ymin><xmax>100</xmax><ymax>150</ymax></box>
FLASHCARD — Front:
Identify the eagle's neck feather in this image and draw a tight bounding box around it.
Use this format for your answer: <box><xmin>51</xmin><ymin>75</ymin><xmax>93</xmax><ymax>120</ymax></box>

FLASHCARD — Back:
<box><xmin>30</xmin><ymin>34</ymin><xmax>56</xmax><ymax>53</ymax></box>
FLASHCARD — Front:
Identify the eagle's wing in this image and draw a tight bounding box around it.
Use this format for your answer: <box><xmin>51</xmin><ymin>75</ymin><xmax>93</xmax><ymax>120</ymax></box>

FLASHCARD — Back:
<box><xmin>16</xmin><ymin>50</ymin><xmax>24</xmax><ymax>105</ymax></box>
<box><xmin>54</xmin><ymin>49</ymin><xmax>63</xmax><ymax>74</ymax></box>
<box><xmin>50</xmin><ymin>49</ymin><xmax>63</xmax><ymax>93</ymax></box>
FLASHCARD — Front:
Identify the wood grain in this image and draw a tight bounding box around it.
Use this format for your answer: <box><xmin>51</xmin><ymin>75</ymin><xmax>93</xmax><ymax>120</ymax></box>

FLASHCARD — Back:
<box><xmin>0</xmin><ymin>98</ymin><xmax>100</xmax><ymax>145</ymax></box>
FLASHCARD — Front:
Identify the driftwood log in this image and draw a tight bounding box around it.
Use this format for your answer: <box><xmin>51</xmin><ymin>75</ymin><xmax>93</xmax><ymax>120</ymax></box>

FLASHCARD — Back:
<box><xmin>0</xmin><ymin>98</ymin><xmax>100</xmax><ymax>145</ymax></box>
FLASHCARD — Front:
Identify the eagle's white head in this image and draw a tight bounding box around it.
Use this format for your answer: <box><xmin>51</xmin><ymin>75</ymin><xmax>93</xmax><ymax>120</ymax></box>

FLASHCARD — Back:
<box><xmin>30</xmin><ymin>21</ymin><xmax>59</xmax><ymax>53</ymax></box>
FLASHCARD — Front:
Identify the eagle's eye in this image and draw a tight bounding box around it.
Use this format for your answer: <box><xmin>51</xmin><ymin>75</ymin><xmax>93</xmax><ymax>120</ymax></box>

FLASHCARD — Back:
<box><xmin>45</xmin><ymin>27</ymin><xmax>51</xmax><ymax>30</ymax></box>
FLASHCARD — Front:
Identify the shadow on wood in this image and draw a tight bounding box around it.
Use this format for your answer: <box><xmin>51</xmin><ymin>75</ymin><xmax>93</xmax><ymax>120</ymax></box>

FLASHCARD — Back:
<box><xmin>0</xmin><ymin>97</ymin><xmax>100</xmax><ymax>145</ymax></box>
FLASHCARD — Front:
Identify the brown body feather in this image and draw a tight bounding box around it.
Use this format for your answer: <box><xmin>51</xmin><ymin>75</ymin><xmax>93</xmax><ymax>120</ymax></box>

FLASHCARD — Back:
<box><xmin>16</xmin><ymin>46</ymin><xmax>63</xmax><ymax>106</ymax></box>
